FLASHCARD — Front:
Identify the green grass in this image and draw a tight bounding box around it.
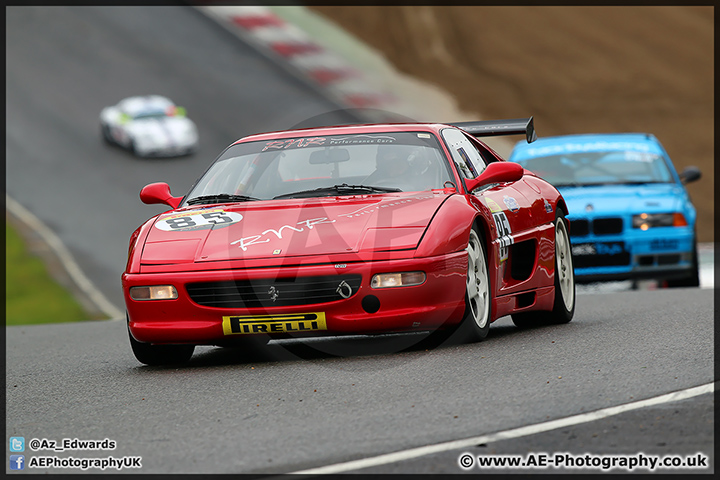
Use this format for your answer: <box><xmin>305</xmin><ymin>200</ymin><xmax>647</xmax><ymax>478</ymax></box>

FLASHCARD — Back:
<box><xmin>6</xmin><ymin>221</ymin><xmax>91</xmax><ymax>325</ymax></box>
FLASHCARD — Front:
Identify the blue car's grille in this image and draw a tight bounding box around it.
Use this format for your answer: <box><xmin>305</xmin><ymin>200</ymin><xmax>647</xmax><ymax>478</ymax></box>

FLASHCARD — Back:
<box><xmin>569</xmin><ymin>217</ymin><xmax>623</xmax><ymax>237</ymax></box>
<box><xmin>570</xmin><ymin>219</ymin><xmax>589</xmax><ymax>236</ymax></box>
<box><xmin>593</xmin><ymin>218</ymin><xmax>623</xmax><ymax>235</ymax></box>
<box><xmin>186</xmin><ymin>275</ymin><xmax>362</xmax><ymax>308</ymax></box>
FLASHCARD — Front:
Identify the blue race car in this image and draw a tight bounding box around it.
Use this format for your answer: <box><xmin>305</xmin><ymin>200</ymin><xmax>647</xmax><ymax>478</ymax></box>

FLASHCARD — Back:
<box><xmin>509</xmin><ymin>133</ymin><xmax>701</xmax><ymax>287</ymax></box>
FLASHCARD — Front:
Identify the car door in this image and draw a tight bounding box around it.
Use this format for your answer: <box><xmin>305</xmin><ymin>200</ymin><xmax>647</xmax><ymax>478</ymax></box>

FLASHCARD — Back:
<box><xmin>441</xmin><ymin>128</ymin><xmax>536</xmax><ymax>292</ymax></box>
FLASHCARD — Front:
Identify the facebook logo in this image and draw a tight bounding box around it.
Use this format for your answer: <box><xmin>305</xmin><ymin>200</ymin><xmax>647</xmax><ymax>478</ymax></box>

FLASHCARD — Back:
<box><xmin>10</xmin><ymin>455</ymin><xmax>25</xmax><ymax>470</ymax></box>
<box><xmin>10</xmin><ymin>437</ymin><xmax>25</xmax><ymax>452</ymax></box>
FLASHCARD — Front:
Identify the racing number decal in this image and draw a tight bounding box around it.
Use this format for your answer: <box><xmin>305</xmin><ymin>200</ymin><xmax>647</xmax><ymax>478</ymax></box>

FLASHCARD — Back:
<box><xmin>199</xmin><ymin>212</ymin><xmax>235</xmax><ymax>225</ymax></box>
<box><xmin>492</xmin><ymin>212</ymin><xmax>514</xmax><ymax>262</ymax></box>
<box><xmin>164</xmin><ymin>217</ymin><xmax>197</xmax><ymax>229</ymax></box>
<box><xmin>155</xmin><ymin>210</ymin><xmax>243</xmax><ymax>231</ymax></box>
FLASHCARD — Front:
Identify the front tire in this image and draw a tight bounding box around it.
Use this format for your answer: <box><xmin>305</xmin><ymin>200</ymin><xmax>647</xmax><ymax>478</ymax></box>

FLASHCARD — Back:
<box><xmin>512</xmin><ymin>211</ymin><xmax>575</xmax><ymax>328</ymax></box>
<box><xmin>454</xmin><ymin>227</ymin><xmax>492</xmax><ymax>343</ymax></box>
<box><xmin>666</xmin><ymin>240</ymin><xmax>700</xmax><ymax>288</ymax></box>
<box><xmin>128</xmin><ymin>321</ymin><xmax>194</xmax><ymax>366</ymax></box>
<box><xmin>100</xmin><ymin>123</ymin><xmax>113</xmax><ymax>144</ymax></box>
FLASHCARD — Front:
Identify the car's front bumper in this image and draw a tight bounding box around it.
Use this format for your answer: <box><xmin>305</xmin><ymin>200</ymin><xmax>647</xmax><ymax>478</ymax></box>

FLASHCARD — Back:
<box><xmin>135</xmin><ymin>142</ymin><xmax>197</xmax><ymax>158</ymax></box>
<box><xmin>123</xmin><ymin>251</ymin><xmax>468</xmax><ymax>345</ymax></box>
<box><xmin>570</xmin><ymin>226</ymin><xmax>695</xmax><ymax>283</ymax></box>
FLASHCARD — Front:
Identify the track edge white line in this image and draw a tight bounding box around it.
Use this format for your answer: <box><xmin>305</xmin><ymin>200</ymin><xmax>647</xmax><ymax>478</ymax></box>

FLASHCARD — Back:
<box><xmin>291</xmin><ymin>382</ymin><xmax>715</xmax><ymax>474</ymax></box>
<box><xmin>6</xmin><ymin>194</ymin><xmax>125</xmax><ymax>321</ymax></box>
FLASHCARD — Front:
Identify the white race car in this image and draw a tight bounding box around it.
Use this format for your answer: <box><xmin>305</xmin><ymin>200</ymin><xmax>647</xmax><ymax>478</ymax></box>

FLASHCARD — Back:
<box><xmin>100</xmin><ymin>95</ymin><xmax>198</xmax><ymax>157</ymax></box>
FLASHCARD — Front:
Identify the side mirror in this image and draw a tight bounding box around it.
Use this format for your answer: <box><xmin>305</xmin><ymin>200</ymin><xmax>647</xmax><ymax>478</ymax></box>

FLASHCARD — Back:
<box><xmin>679</xmin><ymin>166</ymin><xmax>701</xmax><ymax>184</ymax></box>
<box><xmin>139</xmin><ymin>182</ymin><xmax>182</xmax><ymax>209</ymax></box>
<box><xmin>464</xmin><ymin>161</ymin><xmax>524</xmax><ymax>193</ymax></box>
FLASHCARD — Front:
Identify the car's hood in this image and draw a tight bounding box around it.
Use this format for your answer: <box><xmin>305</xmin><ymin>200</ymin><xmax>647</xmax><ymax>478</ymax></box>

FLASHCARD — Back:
<box><xmin>141</xmin><ymin>192</ymin><xmax>451</xmax><ymax>264</ymax></box>
<box><xmin>558</xmin><ymin>183</ymin><xmax>684</xmax><ymax>217</ymax></box>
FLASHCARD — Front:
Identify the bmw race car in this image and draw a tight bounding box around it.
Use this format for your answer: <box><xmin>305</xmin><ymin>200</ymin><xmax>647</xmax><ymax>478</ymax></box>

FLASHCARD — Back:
<box><xmin>122</xmin><ymin>118</ymin><xmax>576</xmax><ymax>365</ymax></box>
<box><xmin>509</xmin><ymin>133</ymin><xmax>701</xmax><ymax>286</ymax></box>
<box><xmin>100</xmin><ymin>95</ymin><xmax>198</xmax><ymax>157</ymax></box>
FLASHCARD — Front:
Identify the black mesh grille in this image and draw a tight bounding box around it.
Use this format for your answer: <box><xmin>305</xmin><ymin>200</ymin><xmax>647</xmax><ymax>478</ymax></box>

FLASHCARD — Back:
<box><xmin>573</xmin><ymin>252</ymin><xmax>630</xmax><ymax>268</ymax></box>
<box><xmin>593</xmin><ymin>217</ymin><xmax>623</xmax><ymax>235</ymax></box>
<box><xmin>638</xmin><ymin>255</ymin><xmax>654</xmax><ymax>266</ymax></box>
<box><xmin>570</xmin><ymin>219</ymin><xmax>589</xmax><ymax>237</ymax></box>
<box><xmin>657</xmin><ymin>254</ymin><xmax>681</xmax><ymax>265</ymax></box>
<box><xmin>186</xmin><ymin>275</ymin><xmax>362</xmax><ymax>308</ymax></box>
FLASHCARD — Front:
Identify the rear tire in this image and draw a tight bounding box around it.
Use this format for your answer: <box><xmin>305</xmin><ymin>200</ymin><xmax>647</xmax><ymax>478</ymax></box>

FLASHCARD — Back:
<box><xmin>128</xmin><ymin>320</ymin><xmax>194</xmax><ymax>366</ymax></box>
<box><xmin>512</xmin><ymin>211</ymin><xmax>575</xmax><ymax>328</ymax></box>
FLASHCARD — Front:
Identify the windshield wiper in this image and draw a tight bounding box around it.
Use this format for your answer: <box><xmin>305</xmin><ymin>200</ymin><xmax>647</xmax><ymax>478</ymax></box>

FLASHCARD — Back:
<box><xmin>273</xmin><ymin>184</ymin><xmax>402</xmax><ymax>200</ymax></box>
<box><xmin>186</xmin><ymin>194</ymin><xmax>261</xmax><ymax>205</ymax></box>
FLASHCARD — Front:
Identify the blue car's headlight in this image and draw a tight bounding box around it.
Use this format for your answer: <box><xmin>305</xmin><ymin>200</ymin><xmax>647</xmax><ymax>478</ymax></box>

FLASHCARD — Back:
<box><xmin>632</xmin><ymin>213</ymin><xmax>688</xmax><ymax>230</ymax></box>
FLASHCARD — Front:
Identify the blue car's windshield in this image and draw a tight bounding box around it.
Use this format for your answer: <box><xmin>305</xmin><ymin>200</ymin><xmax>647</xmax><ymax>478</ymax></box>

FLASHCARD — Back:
<box><xmin>515</xmin><ymin>151</ymin><xmax>674</xmax><ymax>187</ymax></box>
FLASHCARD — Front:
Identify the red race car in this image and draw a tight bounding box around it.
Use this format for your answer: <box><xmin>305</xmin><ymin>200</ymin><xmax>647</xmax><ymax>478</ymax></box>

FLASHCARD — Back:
<box><xmin>123</xmin><ymin>118</ymin><xmax>575</xmax><ymax>365</ymax></box>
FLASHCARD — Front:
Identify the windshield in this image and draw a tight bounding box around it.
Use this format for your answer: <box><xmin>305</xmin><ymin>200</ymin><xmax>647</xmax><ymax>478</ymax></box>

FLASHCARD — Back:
<box><xmin>182</xmin><ymin>131</ymin><xmax>453</xmax><ymax>205</ymax></box>
<box><xmin>133</xmin><ymin>111</ymin><xmax>169</xmax><ymax>120</ymax></box>
<box><xmin>514</xmin><ymin>151</ymin><xmax>674</xmax><ymax>186</ymax></box>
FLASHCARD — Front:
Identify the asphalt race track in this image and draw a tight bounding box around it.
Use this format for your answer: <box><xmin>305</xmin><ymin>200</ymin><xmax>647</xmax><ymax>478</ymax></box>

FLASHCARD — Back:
<box><xmin>6</xmin><ymin>6</ymin><xmax>362</xmax><ymax>311</ymax></box>
<box><xmin>6</xmin><ymin>6</ymin><xmax>715</xmax><ymax>475</ymax></box>
<box><xmin>6</xmin><ymin>289</ymin><xmax>714</xmax><ymax>474</ymax></box>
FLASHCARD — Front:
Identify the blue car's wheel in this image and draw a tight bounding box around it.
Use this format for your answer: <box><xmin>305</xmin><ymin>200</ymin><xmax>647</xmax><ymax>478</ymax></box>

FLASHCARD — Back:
<box><xmin>666</xmin><ymin>239</ymin><xmax>700</xmax><ymax>288</ymax></box>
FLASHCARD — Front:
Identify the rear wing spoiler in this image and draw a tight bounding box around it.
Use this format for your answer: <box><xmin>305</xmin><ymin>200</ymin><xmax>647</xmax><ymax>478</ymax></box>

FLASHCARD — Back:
<box><xmin>449</xmin><ymin>117</ymin><xmax>537</xmax><ymax>143</ymax></box>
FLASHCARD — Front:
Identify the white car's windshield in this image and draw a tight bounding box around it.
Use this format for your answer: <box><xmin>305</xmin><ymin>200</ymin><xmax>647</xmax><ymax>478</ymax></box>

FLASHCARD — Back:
<box><xmin>133</xmin><ymin>111</ymin><xmax>170</xmax><ymax>120</ymax></box>
<box><xmin>515</xmin><ymin>151</ymin><xmax>674</xmax><ymax>187</ymax></box>
<box><xmin>183</xmin><ymin>132</ymin><xmax>453</xmax><ymax>205</ymax></box>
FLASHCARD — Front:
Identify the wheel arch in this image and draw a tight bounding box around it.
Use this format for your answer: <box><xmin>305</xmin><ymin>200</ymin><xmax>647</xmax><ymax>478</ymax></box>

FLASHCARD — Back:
<box><xmin>471</xmin><ymin>214</ymin><xmax>490</xmax><ymax>247</ymax></box>
<box><xmin>415</xmin><ymin>195</ymin><xmax>486</xmax><ymax>258</ymax></box>
<box><xmin>556</xmin><ymin>197</ymin><xmax>569</xmax><ymax>218</ymax></box>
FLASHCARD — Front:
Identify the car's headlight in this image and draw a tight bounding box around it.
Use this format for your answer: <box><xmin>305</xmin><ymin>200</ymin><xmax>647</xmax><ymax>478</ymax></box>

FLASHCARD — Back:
<box><xmin>371</xmin><ymin>272</ymin><xmax>426</xmax><ymax>288</ymax></box>
<box><xmin>632</xmin><ymin>212</ymin><xmax>687</xmax><ymax>230</ymax></box>
<box><xmin>129</xmin><ymin>285</ymin><xmax>178</xmax><ymax>300</ymax></box>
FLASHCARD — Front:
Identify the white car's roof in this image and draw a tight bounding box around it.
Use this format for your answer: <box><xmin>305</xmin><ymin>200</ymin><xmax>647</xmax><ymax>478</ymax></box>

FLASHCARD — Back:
<box><xmin>117</xmin><ymin>95</ymin><xmax>175</xmax><ymax>117</ymax></box>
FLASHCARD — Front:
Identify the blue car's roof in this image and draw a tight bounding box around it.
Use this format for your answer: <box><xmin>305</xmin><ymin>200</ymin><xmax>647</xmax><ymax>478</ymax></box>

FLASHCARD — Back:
<box><xmin>509</xmin><ymin>133</ymin><xmax>665</xmax><ymax>162</ymax></box>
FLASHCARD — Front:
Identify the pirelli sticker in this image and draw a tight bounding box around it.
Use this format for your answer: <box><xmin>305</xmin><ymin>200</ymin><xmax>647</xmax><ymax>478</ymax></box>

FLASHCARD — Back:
<box><xmin>222</xmin><ymin>313</ymin><xmax>327</xmax><ymax>335</ymax></box>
